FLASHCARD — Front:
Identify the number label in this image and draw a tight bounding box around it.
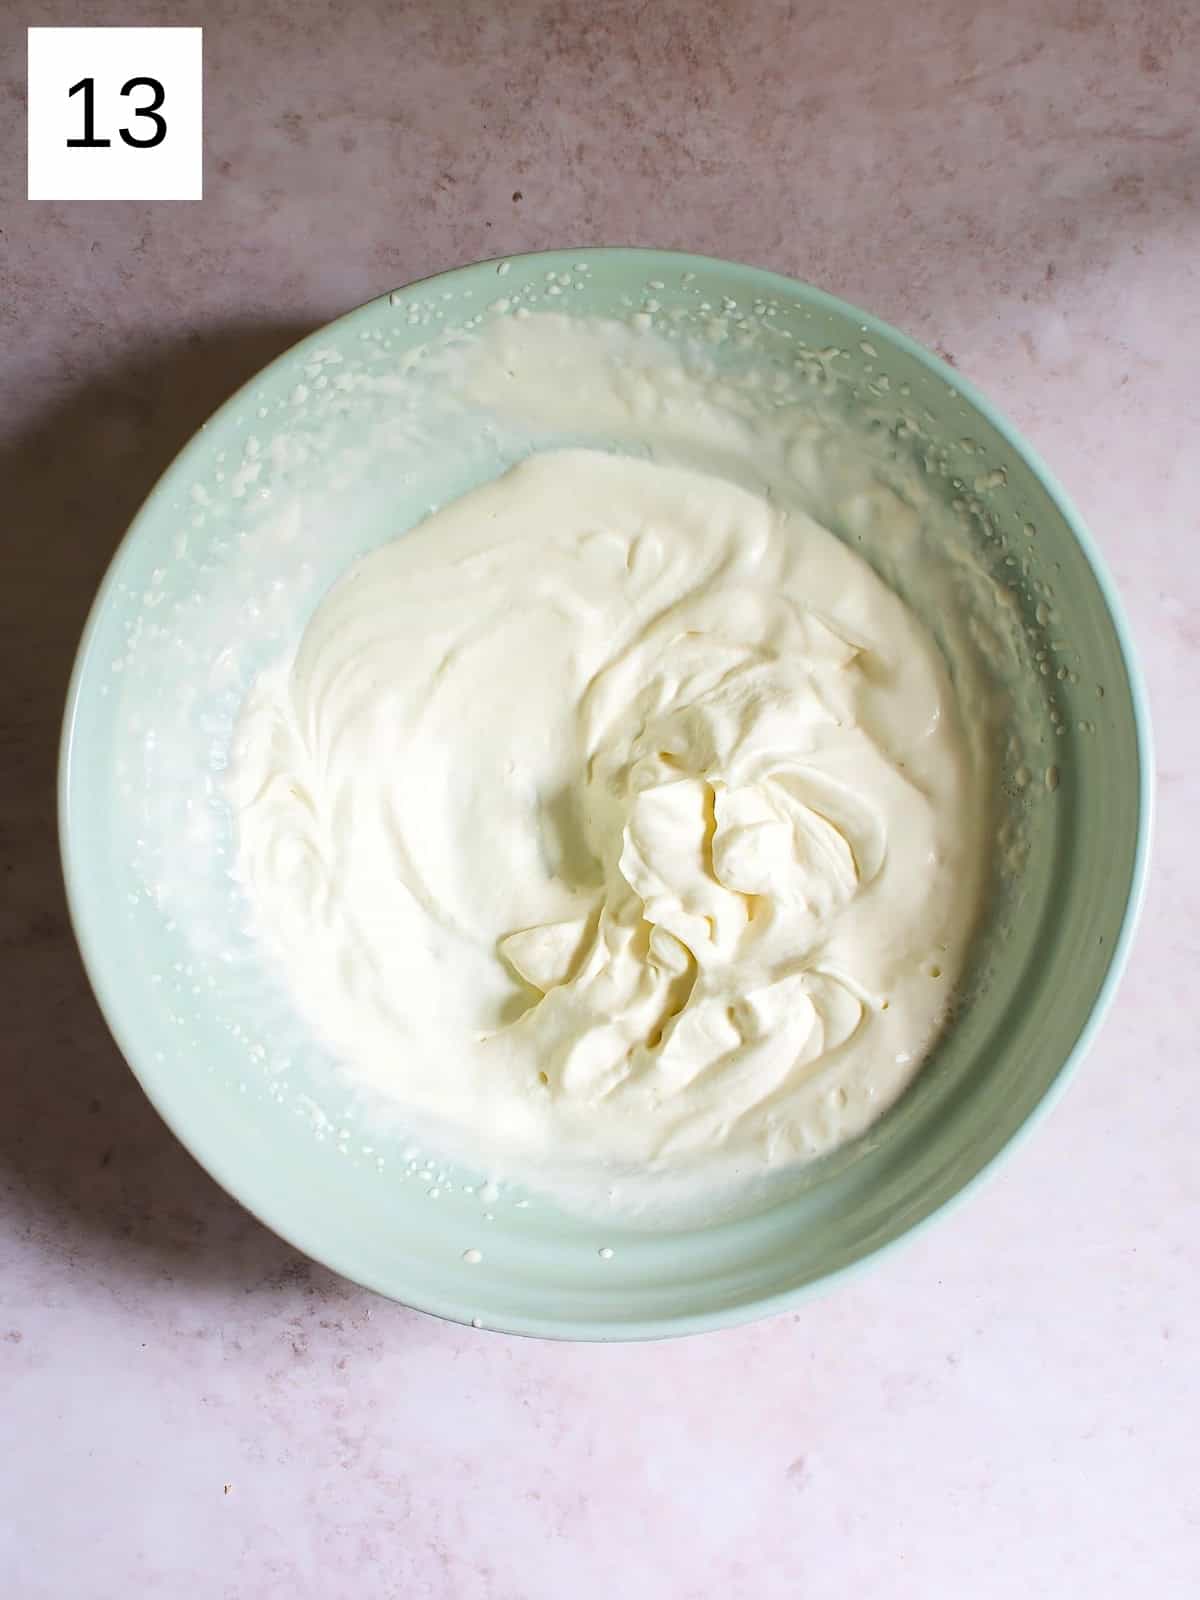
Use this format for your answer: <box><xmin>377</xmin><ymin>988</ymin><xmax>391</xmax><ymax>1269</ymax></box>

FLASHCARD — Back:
<box><xmin>28</xmin><ymin>27</ymin><xmax>202</xmax><ymax>201</ymax></box>
<box><xmin>66</xmin><ymin>74</ymin><xmax>167</xmax><ymax>150</ymax></box>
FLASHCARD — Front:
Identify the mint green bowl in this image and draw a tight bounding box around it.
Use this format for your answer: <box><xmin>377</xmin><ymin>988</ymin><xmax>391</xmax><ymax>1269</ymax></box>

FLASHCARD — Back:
<box><xmin>60</xmin><ymin>249</ymin><xmax>1151</xmax><ymax>1339</ymax></box>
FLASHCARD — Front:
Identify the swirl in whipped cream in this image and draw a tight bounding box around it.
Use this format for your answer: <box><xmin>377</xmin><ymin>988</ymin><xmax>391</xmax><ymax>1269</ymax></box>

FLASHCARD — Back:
<box><xmin>229</xmin><ymin>448</ymin><xmax>986</xmax><ymax>1200</ymax></box>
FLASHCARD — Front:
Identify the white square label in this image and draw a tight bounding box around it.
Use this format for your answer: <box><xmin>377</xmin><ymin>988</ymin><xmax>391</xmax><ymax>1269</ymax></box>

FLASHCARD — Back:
<box><xmin>28</xmin><ymin>27</ymin><xmax>202</xmax><ymax>201</ymax></box>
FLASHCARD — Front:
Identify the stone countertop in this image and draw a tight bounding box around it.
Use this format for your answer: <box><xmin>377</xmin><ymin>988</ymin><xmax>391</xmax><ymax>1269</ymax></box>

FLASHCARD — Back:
<box><xmin>3</xmin><ymin>2</ymin><xmax>1196</xmax><ymax>1595</ymax></box>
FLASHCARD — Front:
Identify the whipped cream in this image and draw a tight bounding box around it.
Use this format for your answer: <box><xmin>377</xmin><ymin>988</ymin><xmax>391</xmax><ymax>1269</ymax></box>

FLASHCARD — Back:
<box><xmin>230</xmin><ymin>444</ymin><xmax>988</xmax><ymax>1204</ymax></box>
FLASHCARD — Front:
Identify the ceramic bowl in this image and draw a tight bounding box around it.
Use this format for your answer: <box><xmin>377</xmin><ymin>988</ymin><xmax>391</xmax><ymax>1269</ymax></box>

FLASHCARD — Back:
<box><xmin>60</xmin><ymin>249</ymin><xmax>1151</xmax><ymax>1338</ymax></box>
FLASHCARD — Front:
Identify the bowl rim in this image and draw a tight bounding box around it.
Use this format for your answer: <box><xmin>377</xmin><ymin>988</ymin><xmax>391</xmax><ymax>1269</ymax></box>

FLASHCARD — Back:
<box><xmin>58</xmin><ymin>245</ymin><xmax>1154</xmax><ymax>1340</ymax></box>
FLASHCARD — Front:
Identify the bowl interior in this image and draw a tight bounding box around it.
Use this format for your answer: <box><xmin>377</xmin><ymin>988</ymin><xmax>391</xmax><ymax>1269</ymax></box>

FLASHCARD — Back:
<box><xmin>61</xmin><ymin>249</ymin><xmax>1149</xmax><ymax>1338</ymax></box>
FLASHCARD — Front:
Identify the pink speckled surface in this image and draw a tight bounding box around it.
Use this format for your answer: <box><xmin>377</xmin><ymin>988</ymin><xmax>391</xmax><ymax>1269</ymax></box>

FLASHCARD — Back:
<box><xmin>3</xmin><ymin>1</ymin><xmax>1198</xmax><ymax>1594</ymax></box>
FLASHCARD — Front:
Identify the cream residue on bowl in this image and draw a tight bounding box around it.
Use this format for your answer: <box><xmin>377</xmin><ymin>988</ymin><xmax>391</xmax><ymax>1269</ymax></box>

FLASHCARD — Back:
<box><xmin>225</xmin><ymin>312</ymin><xmax>1015</xmax><ymax>1213</ymax></box>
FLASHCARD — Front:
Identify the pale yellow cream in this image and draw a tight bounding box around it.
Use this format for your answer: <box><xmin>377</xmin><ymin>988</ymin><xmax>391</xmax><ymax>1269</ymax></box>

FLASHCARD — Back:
<box><xmin>229</xmin><ymin>447</ymin><xmax>987</xmax><ymax>1205</ymax></box>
